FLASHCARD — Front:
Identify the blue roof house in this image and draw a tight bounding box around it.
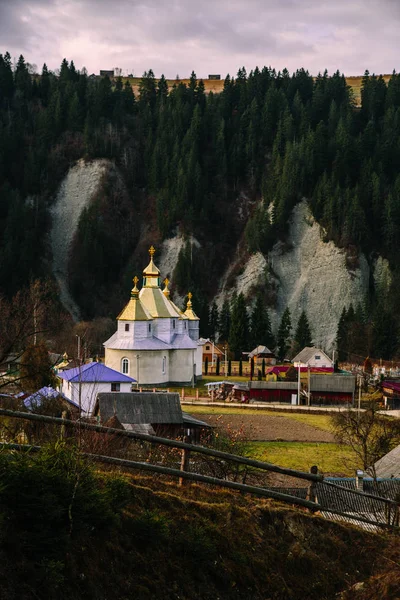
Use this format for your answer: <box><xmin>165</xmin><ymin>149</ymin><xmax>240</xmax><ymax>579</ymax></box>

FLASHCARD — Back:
<box><xmin>58</xmin><ymin>362</ymin><xmax>136</xmax><ymax>415</ymax></box>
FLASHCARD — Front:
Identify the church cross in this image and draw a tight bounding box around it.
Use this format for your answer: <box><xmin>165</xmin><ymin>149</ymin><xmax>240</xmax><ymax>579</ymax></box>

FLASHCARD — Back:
<box><xmin>149</xmin><ymin>245</ymin><xmax>156</xmax><ymax>256</ymax></box>
<box><xmin>133</xmin><ymin>276</ymin><xmax>139</xmax><ymax>286</ymax></box>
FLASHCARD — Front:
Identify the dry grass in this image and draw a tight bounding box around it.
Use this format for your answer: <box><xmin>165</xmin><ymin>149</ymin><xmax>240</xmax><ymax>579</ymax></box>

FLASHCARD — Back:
<box><xmin>246</xmin><ymin>441</ymin><xmax>357</xmax><ymax>475</ymax></box>
<box><xmin>123</xmin><ymin>74</ymin><xmax>393</xmax><ymax>107</ymax></box>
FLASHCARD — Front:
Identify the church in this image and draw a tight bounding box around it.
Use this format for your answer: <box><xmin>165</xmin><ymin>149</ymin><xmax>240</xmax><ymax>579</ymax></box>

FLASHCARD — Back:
<box><xmin>104</xmin><ymin>246</ymin><xmax>202</xmax><ymax>386</ymax></box>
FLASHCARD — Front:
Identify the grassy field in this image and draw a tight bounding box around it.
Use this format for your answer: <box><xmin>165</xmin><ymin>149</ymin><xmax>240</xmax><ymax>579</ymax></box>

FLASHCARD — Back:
<box><xmin>246</xmin><ymin>441</ymin><xmax>356</xmax><ymax>475</ymax></box>
<box><xmin>123</xmin><ymin>74</ymin><xmax>393</xmax><ymax>107</ymax></box>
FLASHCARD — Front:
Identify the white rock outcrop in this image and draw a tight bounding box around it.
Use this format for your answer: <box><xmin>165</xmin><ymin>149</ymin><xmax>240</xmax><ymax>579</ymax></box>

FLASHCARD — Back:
<box><xmin>216</xmin><ymin>200</ymin><xmax>371</xmax><ymax>352</ymax></box>
<box><xmin>268</xmin><ymin>201</ymin><xmax>370</xmax><ymax>350</ymax></box>
<box><xmin>50</xmin><ymin>158</ymin><xmax>111</xmax><ymax>321</ymax></box>
<box><xmin>158</xmin><ymin>233</ymin><xmax>201</xmax><ymax>307</ymax></box>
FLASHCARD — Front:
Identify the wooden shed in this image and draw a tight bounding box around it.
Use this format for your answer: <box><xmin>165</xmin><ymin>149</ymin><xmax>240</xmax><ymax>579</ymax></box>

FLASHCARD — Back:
<box><xmin>95</xmin><ymin>392</ymin><xmax>210</xmax><ymax>441</ymax></box>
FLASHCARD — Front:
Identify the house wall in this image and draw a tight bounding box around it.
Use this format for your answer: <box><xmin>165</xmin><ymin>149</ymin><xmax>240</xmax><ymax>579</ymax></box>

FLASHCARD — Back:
<box><xmin>61</xmin><ymin>380</ymin><xmax>132</xmax><ymax>414</ymax></box>
<box><xmin>294</xmin><ymin>353</ymin><xmax>333</xmax><ymax>369</ymax></box>
<box><xmin>310</xmin><ymin>391</ymin><xmax>353</xmax><ymax>405</ymax></box>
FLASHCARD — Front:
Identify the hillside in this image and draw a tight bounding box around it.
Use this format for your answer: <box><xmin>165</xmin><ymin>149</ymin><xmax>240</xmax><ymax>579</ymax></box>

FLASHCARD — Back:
<box><xmin>1</xmin><ymin>54</ymin><xmax>400</xmax><ymax>360</ymax></box>
<box><xmin>125</xmin><ymin>73</ymin><xmax>393</xmax><ymax>106</ymax></box>
<box><xmin>0</xmin><ymin>444</ymin><xmax>397</xmax><ymax>600</ymax></box>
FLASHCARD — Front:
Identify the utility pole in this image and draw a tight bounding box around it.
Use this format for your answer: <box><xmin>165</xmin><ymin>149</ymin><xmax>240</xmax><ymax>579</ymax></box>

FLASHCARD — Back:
<box><xmin>297</xmin><ymin>363</ymin><xmax>301</xmax><ymax>405</ymax></box>
<box><xmin>224</xmin><ymin>345</ymin><xmax>227</xmax><ymax>378</ymax></box>
<box><xmin>307</xmin><ymin>363</ymin><xmax>311</xmax><ymax>406</ymax></box>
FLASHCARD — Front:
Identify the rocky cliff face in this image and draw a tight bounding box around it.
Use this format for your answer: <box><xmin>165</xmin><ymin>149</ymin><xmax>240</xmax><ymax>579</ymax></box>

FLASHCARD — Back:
<box><xmin>268</xmin><ymin>201</ymin><xmax>370</xmax><ymax>350</ymax></box>
<box><xmin>50</xmin><ymin>158</ymin><xmax>112</xmax><ymax>321</ymax></box>
<box><xmin>216</xmin><ymin>201</ymin><xmax>372</xmax><ymax>351</ymax></box>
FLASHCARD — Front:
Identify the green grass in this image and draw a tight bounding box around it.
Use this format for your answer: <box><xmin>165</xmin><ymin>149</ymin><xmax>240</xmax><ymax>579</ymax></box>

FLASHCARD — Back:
<box><xmin>185</xmin><ymin>405</ymin><xmax>334</xmax><ymax>433</ymax></box>
<box><xmin>246</xmin><ymin>441</ymin><xmax>357</xmax><ymax>475</ymax></box>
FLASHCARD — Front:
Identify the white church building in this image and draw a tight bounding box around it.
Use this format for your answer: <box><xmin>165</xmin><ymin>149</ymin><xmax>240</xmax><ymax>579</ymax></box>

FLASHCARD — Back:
<box><xmin>104</xmin><ymin>246</ymin><xmax>203</xmax><ymax>386</ymax></box>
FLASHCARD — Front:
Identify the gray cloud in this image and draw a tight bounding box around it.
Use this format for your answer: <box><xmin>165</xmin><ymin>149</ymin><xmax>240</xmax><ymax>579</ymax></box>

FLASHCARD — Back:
<box><xmin>0</xmin><ymin>0</ymin><xmax>398</xmax><ymax>77</ymax></box>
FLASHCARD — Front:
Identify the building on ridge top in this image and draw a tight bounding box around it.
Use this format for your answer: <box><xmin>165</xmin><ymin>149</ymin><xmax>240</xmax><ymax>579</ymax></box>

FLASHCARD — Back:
<box><xmin>103</xmin><ymin>246</ymin><xmax>202</xmax><ymax>386</ymax></box>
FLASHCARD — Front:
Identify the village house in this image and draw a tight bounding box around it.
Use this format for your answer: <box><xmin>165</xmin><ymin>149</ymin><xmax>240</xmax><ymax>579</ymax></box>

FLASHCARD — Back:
<box><xmin>199</xmin><ymin>338</ymin><xmax>224</xmax><ymax>364</ymax></box>
<box><xmin>292</xmin><ymin>347</ymin><xmax>334</xmax><ymax>371</ymax></box>
<box><xmin>103</xmin><ymin>246</ymin><xmax>203</xmax><ymax>386</ymax></box>
<box><xmin>248</xmin><ymin>345</ymin><xmax>276</xmax><ymax>366</ymax></box>
<box><xmin>94</xmin><ymin>392</ymin><xmax>211</xmax><ymax>442</ymax></box>
<box><xmin>57</xmin><ymin>362</ymin><xmax>135</xmax><ymax>415</ymax></box>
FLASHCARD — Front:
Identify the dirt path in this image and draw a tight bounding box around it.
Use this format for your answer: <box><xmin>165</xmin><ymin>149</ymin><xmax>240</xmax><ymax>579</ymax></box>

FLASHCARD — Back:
<box><xmin>191</xmin><ymin>413</ymin><xmax>335</xmax><ymax>442</ymax></box>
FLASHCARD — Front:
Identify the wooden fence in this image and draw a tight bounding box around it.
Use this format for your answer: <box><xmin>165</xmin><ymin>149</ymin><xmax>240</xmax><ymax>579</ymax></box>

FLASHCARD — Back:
<box><xmin>0</xmin><ymin>408</ymin><xmax>398</xmax><ymax>531</ymax></box>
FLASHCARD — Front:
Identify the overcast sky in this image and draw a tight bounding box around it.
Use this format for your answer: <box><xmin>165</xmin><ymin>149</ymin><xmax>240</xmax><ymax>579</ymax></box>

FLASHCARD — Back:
<box><xmin>0</xmin><ymin>0</ymin><xmax>399</xmax><ymax>78</ymax></box>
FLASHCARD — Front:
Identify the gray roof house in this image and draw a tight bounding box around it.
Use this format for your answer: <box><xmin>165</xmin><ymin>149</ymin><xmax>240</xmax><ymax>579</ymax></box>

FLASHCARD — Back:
<box><xmin>95</xmin><ymin>392</ymin><xmax>210</xmax><ymax>440</ymax></box>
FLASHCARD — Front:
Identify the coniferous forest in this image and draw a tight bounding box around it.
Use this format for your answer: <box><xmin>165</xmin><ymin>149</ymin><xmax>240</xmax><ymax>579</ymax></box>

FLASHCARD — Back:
<box><xmin>1</xmin><ymin>52</ymin><xmax>400</xmax><ymax>358</ymax></box>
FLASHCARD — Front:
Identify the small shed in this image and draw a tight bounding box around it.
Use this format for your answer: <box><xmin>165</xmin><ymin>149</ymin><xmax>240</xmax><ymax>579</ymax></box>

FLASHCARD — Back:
<box><xmin>248</xmin><ymin>380</ymin><xmax>298</xmax><ymax>403</ymax></box>
<box><xmin>95</xmin><ymin>392</ymin><xmax>210</xmax><ymax>441</ymax></box>
<box><xmin>309</xmin><ymin>374</ymin><xmax>355</xmax><ymax>405</ymax></box>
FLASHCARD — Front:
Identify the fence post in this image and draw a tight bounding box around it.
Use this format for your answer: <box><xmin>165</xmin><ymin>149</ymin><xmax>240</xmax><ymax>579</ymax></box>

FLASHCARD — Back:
<box><xmin>196</xmin><ymin>389</ymin><xmax>199</xmax><ymax>401</ymax></box>
<box><xmin>61</xmin><ymin>410</ymin><xmax>67</xmax><ymax>439</ymax></box>
<box><xmin>181</xmin><ymin>388</ymin><xmax>185</xmax><ymax>401</ymax></box>
<box><xmin>179</xmin><ymin>435</ymin><xmax>191</xmax><ymax>486</ymax></box>
<box><xmin>307</xmin><ymin>465</ymin><xmax>318</xmax><ymax>508</ymax></box>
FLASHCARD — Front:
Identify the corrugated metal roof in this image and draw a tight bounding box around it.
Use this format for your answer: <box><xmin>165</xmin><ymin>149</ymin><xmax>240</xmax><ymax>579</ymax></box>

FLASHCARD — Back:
<box><xmin>23</xmin><ymin>386</ymin><xmax>79</xmax><ymax>409</ymax></box>
<box><xmin>170</xmin><ymin>334</ymin><xmax>197</xmax><ymax>349</ymax></box>
<box><xmin>249</xmin><ymin>381</ymin><xmax>298</xmax><ymax>390</ymax></box>
<box><xmin>310</xmin><ymin>374</ymin><xmax>356</xmax><ymax>393</ymax></box>
<box><xmin>97</xmin><ymin>392</ymin><xmax>183</xmax><ymax>424</ymax></box>
<box><xmin>271</xmin><ymin>478</ymin><xmax>400</xmax><ymax>531</ymax></box>
<box><xmin>117</xmin><ymin>296</ymin><xmax>153</xmax><ymax>321</ymax></box>
<box><xmin>58</xmin><ymin>362</ymin><xmax>136</xmax><ymax>383</ymax></box>
<box><xmin>375</xmin><ymin>445</ymin><xmax>400</xmax><ymax>478</ymax></box>
<box><xmin>292</xmin><ymin>347</ymin><xmax>332</xmax><ymax>365</ymax></box>
<box><xmin>103</xmin><ymin>333</ymin><xmax>172</xmax><ymax>350</ymax></box>
<box><xmin>248</xmin><ymin>345</ymin><xmax>274</xmax><ymax>358</ymax></box>
<box><xmin>181</xmin><ymin>412</ymin><xmax>212</xmax><ymax>428</ymax></box>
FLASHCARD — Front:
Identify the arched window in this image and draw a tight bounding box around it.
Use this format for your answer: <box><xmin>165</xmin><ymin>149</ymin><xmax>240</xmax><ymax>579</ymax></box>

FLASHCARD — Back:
<box><xmin>121</xmin><ymin>358</ymin><xmax>129</xmax><ymax>375</ymax></box>
<box><xmin>162</xmin><ymin>356</ymin><xmax>166</xmax><ymax>374</ymax></box>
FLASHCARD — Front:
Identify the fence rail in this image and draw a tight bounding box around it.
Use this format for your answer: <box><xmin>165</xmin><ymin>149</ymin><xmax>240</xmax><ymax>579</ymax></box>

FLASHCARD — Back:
<box><xmin>0</xmin><ymin>408</ymin><xmax>398</xmax><ymax>532</ymax></box>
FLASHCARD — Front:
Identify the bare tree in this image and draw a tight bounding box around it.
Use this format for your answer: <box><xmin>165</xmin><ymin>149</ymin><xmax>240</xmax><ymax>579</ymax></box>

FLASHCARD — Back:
<box><xmin>331</xmin><ymin>404</ymin><xmax>400</xmax><ymax>477</ymax></box>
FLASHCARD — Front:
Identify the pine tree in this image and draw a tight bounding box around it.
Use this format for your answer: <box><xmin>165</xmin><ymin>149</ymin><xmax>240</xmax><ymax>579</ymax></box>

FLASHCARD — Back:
<box><xmin>249</xmin><ymin>293</ymin><xmax>274</xmax><ymax>349</ymax></box>
<box><xmin>208</xmin><ymin>301</ymin><xmax>219</xmax><ymax>341</ymax></box>
<box><xmin>294</xmin><ymin>310</ymin><xmax>312</xmax><ymax>349</ymax></box>
<box><xmin>219</xmin><ymin>299</ymin><xmax>231</xmax><ymax>342</ymax></box>
<box><xmin>277</xmin><ymin>307</ymin><xmax>292</xmax><ymax>360</ymax></box>
<box><xmin>229</xmin><ymin>293</ymin><xmax>249</xmax><ymax>359</ymax></box>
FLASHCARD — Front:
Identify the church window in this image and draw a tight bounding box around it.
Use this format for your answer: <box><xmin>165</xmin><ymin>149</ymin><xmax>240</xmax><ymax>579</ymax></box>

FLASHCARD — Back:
<box><xmin>125</xmin><ymin>324</ymin><xmax>130</xmax><ymax>332</ymax></box>
<box><xmin>111</xmin><ymin>383</ymin><xmax>120</xmax><ymax>392</ymax></box>
<box><xmin>121</xmin><ymin>358</ymin><xmax>129</xmax><ymax>374</ymax></box>
<box><xmin>162</xmin><ymin>356</ymin><xmax>166</xmax><ymax>374</ymax></box>
<box><xmin>173</xmin><ymin>320</ymin><xmax>176</xmax><ymax>329</ymax></box>
<box><xmin>148</xmin><ymin>323</ymin><xmax>151</xmax><ymax>333</ymax></box>
<box><xmin>184</xmin><ymin>322</ymin><xmax>187</xmax><ymax>329</ymax></box>
<box><xmin>206</xmin><ymin>345</ymin><xmax>210</xmax><ymax>351</ymax></box>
